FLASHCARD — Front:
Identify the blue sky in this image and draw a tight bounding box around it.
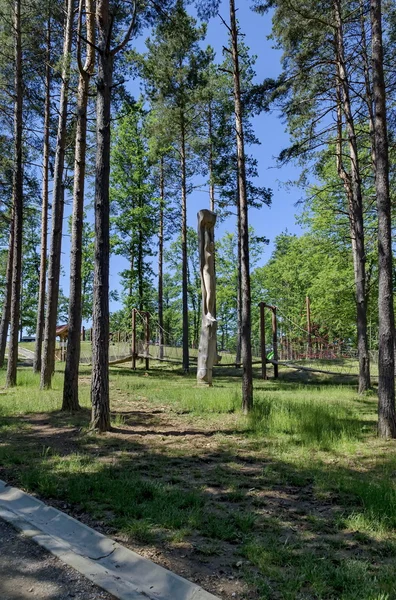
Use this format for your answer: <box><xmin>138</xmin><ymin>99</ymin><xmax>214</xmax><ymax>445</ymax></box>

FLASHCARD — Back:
<box><xmin>61</xmin><ymin>1</ymin><xmax>304</xmax><ymax>319</ymax></box>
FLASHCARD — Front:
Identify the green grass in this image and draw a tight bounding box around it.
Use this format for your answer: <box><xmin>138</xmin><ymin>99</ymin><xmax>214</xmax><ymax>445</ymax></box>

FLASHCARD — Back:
<box><xmin>0</xmin><ymin>364</ymin><xmax>396</xmax><ymax>599</ymax></box>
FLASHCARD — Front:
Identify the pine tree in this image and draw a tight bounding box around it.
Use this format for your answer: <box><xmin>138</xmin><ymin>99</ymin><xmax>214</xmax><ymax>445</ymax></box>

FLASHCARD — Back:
<box><xmin>253</xmin><ymin>0</ymin><xmax>373</xmax><ymax>392</ymax></box>
<box><xmin>6</xmin><ymin>0</ymin><xmax>23</xmax><ymax>388</ymax></box>
<box><xmin>139</xmin><ymin>0</ymin><xmax>210</xmax><ymax>373</ymax></box>
<box><xmin>371</xmin><ymin>0</ymin><xmax>396</xmax><ymax>437</ymax></box>
<box><xmin>62</xmin><ymin>0</ymin><xmax>95</xmax><ymax>412</ymax></box>
<box><xmin>110</xmin><ymin>102</ymin><xmax>158</xmax><ymax>313</ymax></box>
<box><xmin>33</xmin><ymin>5</ymin><xmax>51</xmax><ymax>374</ymax></box>
<box><xmin>40</xmin><ymin>0</ymin><xmax>75</xmax><ymax>389</ymax></box>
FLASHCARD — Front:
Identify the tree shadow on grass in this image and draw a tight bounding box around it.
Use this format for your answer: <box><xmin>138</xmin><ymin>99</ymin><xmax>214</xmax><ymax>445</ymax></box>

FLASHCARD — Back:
<box><xmin>0</xmin><ymin>388</ymin><xmax>395</xmax><ymax>599</ymax></box>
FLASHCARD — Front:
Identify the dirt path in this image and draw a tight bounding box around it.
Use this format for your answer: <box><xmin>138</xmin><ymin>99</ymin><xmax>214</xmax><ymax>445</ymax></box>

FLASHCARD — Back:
<box><xmin>0</xmin><ymin>518</ymin><xmax>116</xmax><ymax>600</ymax></box>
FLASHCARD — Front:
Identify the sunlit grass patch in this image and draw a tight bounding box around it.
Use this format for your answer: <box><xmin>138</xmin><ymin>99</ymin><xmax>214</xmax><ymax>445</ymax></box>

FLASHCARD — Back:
<box><xmin>0</xmin><ymin>368</ymin><xmax>91</xmax><ymax>415</ymax></box>
<box><xmin>248</xmin><ymin>388</ymin><xmax>368</xmax><ymax>450</ymax></box>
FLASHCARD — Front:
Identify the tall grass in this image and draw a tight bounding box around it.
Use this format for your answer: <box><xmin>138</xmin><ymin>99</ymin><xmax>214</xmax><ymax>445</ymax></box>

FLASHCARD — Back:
<box><xmin>248</xmin><ymin>392</ymin><xmax>364</xmax><ymax>449</ymax></box>
<box><xmin>0</xmin><ymin>369</ymin><xmax>90</xmax><ymax>415</ymax></box>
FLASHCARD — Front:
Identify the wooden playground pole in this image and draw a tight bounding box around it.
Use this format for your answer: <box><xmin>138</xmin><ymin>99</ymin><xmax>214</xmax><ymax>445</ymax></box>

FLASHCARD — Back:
<box><xmin>259</xmin><ymin>302</ymin><xmax>267</xmax><ymax>380</ymax></box>
<box><xmin>306</xmin><ymin>295</ymin><xmax>312</xmax><ymax>359</ymax></box>
<box><xmin>145</xmin><ymin>311</ymin><xmax>150</xmax><ymax>371</ymax></box>
<box><xmin>131</xmin><ymin>309</ymin><xmax>136</xmax><ymax>370</ymax></box>
<box><xmin>272</xmin><ymin>306</ymin><xmax>279</xmax><ymax>379</ymax></box>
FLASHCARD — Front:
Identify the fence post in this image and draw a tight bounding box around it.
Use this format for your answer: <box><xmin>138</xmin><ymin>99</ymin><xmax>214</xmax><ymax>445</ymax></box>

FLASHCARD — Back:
<box><xmin>272</xmin><ymin>306</ymin><xmax>279</xmax><ymax>379</ymax></box>
<box><xmin>131</xmin><ymin>309</ymin><xmax>136</xmax><ymax>370</ymax></box>
<box><xmin>145</xmin><ymin>311</ymin><xmax>150</xmax><ymax>371</ymax></box>
<box><xmin>259</xmin><ymin>302</ymin><xmax>267</xmax><ymax>380</ymax></box>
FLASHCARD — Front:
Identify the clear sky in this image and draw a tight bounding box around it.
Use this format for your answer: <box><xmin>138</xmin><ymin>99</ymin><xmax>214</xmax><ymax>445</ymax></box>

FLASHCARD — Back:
<box><xmin>61</xmin><ymin>1</ymin><xmax>304</xmax><ymax>320</ymax></box>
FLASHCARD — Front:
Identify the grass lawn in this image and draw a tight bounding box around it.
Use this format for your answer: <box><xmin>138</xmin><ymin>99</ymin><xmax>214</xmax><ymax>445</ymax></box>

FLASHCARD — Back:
<box><xmin>0</xmin><ymin>363</ymin><xmax>395</xmax><ymax>599</ymax></box>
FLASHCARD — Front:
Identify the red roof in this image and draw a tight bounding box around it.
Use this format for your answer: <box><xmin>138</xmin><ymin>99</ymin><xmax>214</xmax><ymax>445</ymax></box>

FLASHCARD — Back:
<box><xmin>56</xmin><ymin>324</ymin><xmax>68</xmax><ymax>337</ymax></box>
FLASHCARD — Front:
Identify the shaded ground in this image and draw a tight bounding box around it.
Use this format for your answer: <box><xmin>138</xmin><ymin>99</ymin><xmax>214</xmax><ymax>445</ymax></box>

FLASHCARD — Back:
<box><xmin>0</xmin><ymin>518</ymin><xmax>115</xmax><ymax>600</ymax></box>
<box><xmin>1</xmin><ymin>366</ymin><xmax>396</xmax><ymax>599</ymax></box>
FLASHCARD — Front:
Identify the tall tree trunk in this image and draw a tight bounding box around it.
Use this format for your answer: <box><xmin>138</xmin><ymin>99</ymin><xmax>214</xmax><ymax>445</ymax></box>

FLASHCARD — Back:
<box><xmin>180</xmin><ymin>112</ymin><xmax>189</xmax><ymax>373</ymax></box>
<box><xmin>334</xmin><ymin>0</ymin><xmax>370</xmax><ymax>393</ymax></box>
<box><xmin>371</xmin><ymin>0</ymin><xmax>396</xmax><ymax>437</ymax></box>
<box><xmin>230</xmin><ymin>0</ymin><xmax>253</xmax><ymax>413</ymax></box>
<box><xmin>208</xmin><ymin>101</ymin><xmax>215</xmax><ymax>212</ymax></box>
<box><xmin>6</xmin><ymin>0</ymin><xmax>23</xmax><ymax>388</ymax></box>
<box><xmin>235</xmin><ymin>185</ymin><xmax>242</xmax><ymax>365</ymax></box>
<box><xmin>359</xmin><ymin>0</ymin><xmax>376</xmax><ymax>168</ymax></box>
<box><xmin>91</xmin><ymin>0</ymin><xmax>113</xmax><ymax>432</ymax></box>
<box><xmin>158</xmin><ymin>157</ymin><xmax>164</xmax><ymax>358</ymax></box>
<box><xmin>138</xmin><ymin>230</ymin><xmax>143</xmax><ymax>310</ymax></box>
<box><xmin>63</xmin><ymin>0</ymin><xmax>95</xmax><ymax>411</ymax></box>
<box><xmin>0</xmin><ymin>221</ymin><xmax>14</xmax><ymax>368</ymax></box>
<box><xmin>34</xmin><ymin>10</ymin><xmax>51</xmax><ymax>374</ymax></box>
<box><xmin>40</xmin><ymin>0</ymin><xmax>75</xmax><ymax>389</ymax></box>
<box><xmin>90</xmin><ymin>0</ymin><xmax>135</xmax><ymax>430</ymax></box>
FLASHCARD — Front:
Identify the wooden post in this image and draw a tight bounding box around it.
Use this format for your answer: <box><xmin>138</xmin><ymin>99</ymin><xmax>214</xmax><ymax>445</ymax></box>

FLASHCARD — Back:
<box><xmin>272</xmin><ymin>306</ymin><xmax>278</xmax><ymax>379</ymax></box>
<box><xmin>145</xmin><ymin>311</ymin><xmax>150</xmax><ymax>371</ymax></box>
<box><xmin>82</xmin><ymin>326</ymin><xmax>85</xmax><ymax>342</ymax></box>
<box><xmin>131</xmin><ymin>309</ymin><xmax>136</xmax><ymax>370</ymax></box>
<box><xmin>306</xmin><ymin>295</ymin><xmax>312</xmax><ymax>359</ymax></box>
<box><xmin>259</xmin><ymin>302</ymin><xmax>267</xmax><ymax>380</ymax></box>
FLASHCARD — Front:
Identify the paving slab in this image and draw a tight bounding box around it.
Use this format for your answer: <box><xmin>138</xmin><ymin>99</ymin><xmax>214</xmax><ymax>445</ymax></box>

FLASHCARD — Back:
<box><xmin>0</xmin><ymin>480</ymin><xmax>219</xmax><ymax>600</ymax></box>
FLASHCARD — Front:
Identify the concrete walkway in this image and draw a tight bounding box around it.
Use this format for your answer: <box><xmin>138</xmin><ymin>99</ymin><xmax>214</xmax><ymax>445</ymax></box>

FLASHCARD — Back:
<box><xmin>0</xmin><ymin>518</ymin><xmax>115</xmax><ymax>600</ymax></box>
<box><xmin>0</xmin><ymin>480</ymin><xmax>219</xmax><ymax>600</ymax></box>
<box><xmin>18</xmin><ymin>347</ymin><xmax>35</xmax><ymax>361</ymax></box>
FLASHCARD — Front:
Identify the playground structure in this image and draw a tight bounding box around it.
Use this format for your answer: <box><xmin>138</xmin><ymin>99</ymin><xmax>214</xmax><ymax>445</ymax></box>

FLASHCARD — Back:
<box><xmin>70</xmin><ymin>297</ymin><xmax>373</xmax><ymax>380</ymax></box>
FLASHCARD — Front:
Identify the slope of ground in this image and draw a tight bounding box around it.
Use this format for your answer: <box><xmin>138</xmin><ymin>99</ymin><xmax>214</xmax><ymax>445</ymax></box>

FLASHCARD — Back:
<box><xmin>0</xmin><ymin>364</ymin><xmax>395</xmax><ymax>599</ymax></box>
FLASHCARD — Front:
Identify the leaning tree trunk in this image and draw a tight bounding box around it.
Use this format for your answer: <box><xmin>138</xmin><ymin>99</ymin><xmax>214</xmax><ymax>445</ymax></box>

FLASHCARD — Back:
<box><xmin>6</xmin><ymin>0</ymin><xmax>23</xmax><ymax>388</ymax></box>
<box><xmin>34</xmin><ymin>10</ymin><xmax>51</xmax><ymax>374</ymax></box>
<box><xmin>334</xmin><ymin>0</ymin><xmax>370</xmax><ymax>393</ymax></box>
<box><xmin>230</xmin><ymin>0</ymin><xmax>253</xmax><ymax>413</ymax></box>
<box><xmin>180</xmin><ymin>111</ymin><xmax>189</xmax><ymax>373</ymax></box>
<box><xmin>0</xmin><ymin>220</ymin><xmax>14</xmax><ymax>368</ymax></box>
<box><xmin>40</xmin><ymin>0</ymin><xmax>75</xmax><ymax>389</ymax></box>
<box><xmin>371</xmin><ymin>0</ymin><xmax>396</xmax><ymax>437</ymax></box>
<box><xmin>63</xmin><ymin>0</ymin><xmax>95</xmax><ymax>412</ymax></box>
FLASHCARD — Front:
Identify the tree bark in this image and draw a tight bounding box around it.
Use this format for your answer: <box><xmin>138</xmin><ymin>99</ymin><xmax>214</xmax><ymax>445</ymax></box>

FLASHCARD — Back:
<box><xmin>230</xmin><ymin>0</ymin><xmax>253</xmax><ymax>413</ymax></box>
<box><xmin>235</xmin><ymin>187</ymin><xmax>242</xmax><ymax>365</ymax></box>
<box><xmin>40</xmin><ymin>0</ymin><xmax>75</xmax><ymax>389</ymax></box>
<box><xmin>6</xmin><ymin>0</ymin><xmax>23</xmax><ymax>388</ymax></box>
<box><xmin>359</xmin><ymin>0</ymin><xmax>376</xmax><ymax>169</ymax></box>
<box><xmin>91</xmin><ymin>0</ymin><xmax>113</xmax><ymax>432</ymax></box>
<box><xmin>180</xmin><ymin>111</ymin><xmax>189</xmax><ymax>373</ymax></box>
<box><xmin>0</xmin><ymin>221</ymin><xmax>14</xmax><ymax>368</ymax></box>
<box><xmin>370</xmin><ymin>0</ymin><xmax>396</xmax><ymax>437</ymax></box>
<box><xmin>158</xmin><ymin>157</ymin><xmax>164</xmax><ymax>359</ymax></box>
<box><xmin>334</xmin><ymin>0</ymin><xmax>370</xmax><ymax>393</ymax></box>
<box><xmin>63</xmin><ymin>0</ymin><xmax>95</xmax><ymax>411</ymax></box>
<box><xmin>208</xmin><ymin>101</ymin><xmax>215</xmax><ymax>212</ymax></box>
<box><xmin>34</xmin><ymin>9</ymin><xmax>51</xmax><ymax>374</ymax></box>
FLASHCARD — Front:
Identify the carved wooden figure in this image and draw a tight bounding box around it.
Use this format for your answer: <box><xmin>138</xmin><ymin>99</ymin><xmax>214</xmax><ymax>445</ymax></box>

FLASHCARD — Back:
<box><xmin>197</xmin><ymin>209</ymin><xmax>217</xmax><ymax>386</ymax></box>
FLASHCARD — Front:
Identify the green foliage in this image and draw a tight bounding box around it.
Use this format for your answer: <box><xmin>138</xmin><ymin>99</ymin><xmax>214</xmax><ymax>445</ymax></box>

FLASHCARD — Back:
<box><xmin>164</xmin><ymin>227</ymin><xmax>201</xmax><ymax>346</ymax></box>
<box><xmin>254</xmin><ymin>232</ymin><xmax>359</xmax><ymax>342</ymax></box>
<box><xmin>110</xmin><ymin>102</ymin><xmax>158</xmax><ymax>313</ymax></box>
